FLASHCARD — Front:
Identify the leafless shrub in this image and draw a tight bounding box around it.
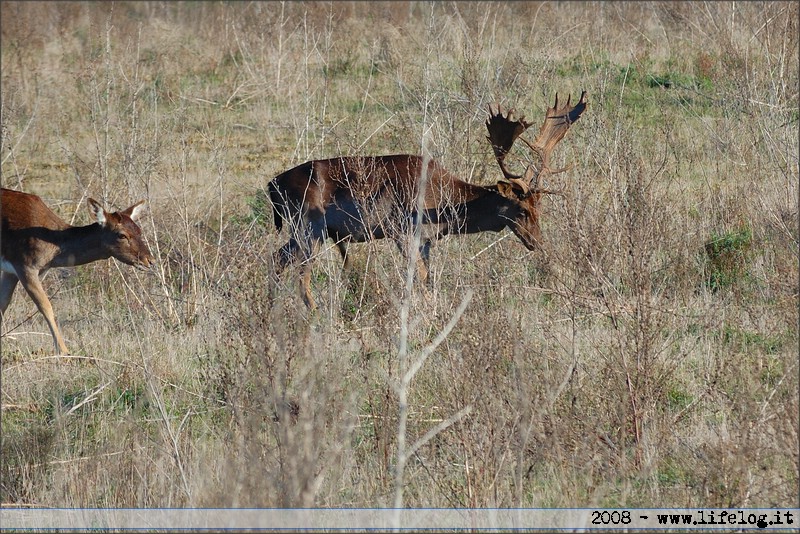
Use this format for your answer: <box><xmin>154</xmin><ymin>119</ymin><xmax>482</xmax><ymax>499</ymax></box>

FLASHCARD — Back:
<box><xmin>1</xmin><ymin>0</ymin><xmax>797</xmax><ymax>511</ymax></box>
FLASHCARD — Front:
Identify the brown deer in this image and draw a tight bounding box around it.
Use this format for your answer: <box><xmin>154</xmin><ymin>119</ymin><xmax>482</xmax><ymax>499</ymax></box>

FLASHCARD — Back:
<box><xmin>268</xmin><ymin>91</ymin><xmax>587</xmax><ymax>309</ymax></box>
<box><xmin>1</xmin><ymin>188</ymin><xmax>154</xmax><ymax>354</ymax></box>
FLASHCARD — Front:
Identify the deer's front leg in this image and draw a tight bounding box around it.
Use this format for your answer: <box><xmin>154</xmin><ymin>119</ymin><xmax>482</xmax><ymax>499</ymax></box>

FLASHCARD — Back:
<box><xmin>17</xmin><ymin>268</ymin><xmax>69</xmax><ymax>355</ymax></box>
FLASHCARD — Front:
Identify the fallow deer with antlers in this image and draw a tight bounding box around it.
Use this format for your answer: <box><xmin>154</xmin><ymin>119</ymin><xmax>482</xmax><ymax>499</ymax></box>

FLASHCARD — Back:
<box><xmin>1</xmin><ymin>188</ymin><xmax>154</xmax><ymax>354</ymax></box>
<box><xmin>268</xmin><ymin>91</ymin><xmax>587</xmax><ymax>309</ymax></box>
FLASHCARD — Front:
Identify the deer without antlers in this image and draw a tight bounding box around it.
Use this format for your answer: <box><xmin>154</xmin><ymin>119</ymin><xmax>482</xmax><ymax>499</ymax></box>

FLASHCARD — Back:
<box><xmin>268</xmin><ymin>91</ymin><xmax>587</xmax><ymax>309</ymax></box>
<box><xmin>1</xmin><ymin>188</ymin><xmax>154</xmax><ymax>354</ymax></box>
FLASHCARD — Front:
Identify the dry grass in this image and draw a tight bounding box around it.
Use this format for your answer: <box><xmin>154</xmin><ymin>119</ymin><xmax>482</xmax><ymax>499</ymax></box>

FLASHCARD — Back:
<box><xmin>1</xmin><ymin>1</ymin><xmax>798</xmax><ymax>510</ymax></box>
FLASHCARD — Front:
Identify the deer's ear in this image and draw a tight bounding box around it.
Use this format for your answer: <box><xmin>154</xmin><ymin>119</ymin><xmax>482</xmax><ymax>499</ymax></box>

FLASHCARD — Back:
<box><xmin>122</xmin><ymin>200</ymin><xmax>146</xmax><ymax>221</ymax></box>
<box><xmin>87</xmin><ymin>198</ymin><xmax>107</xmax><ymax>226</ymax></box>
<box><xmin>497</xmin><ymin>182</ymin><xmax>515</xmax><ymax>198</ymax></box>
<box><xmin>497</xmin><ymin>181</ymin><xmax>527</xmax><ymax>199</ymax></box>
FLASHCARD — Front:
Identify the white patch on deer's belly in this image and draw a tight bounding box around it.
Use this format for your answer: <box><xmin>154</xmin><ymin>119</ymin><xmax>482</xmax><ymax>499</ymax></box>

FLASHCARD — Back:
<box><xmin>1</xmin><ymin>257</ymin><xmax>18</xmax><ymax>276</ymax></box>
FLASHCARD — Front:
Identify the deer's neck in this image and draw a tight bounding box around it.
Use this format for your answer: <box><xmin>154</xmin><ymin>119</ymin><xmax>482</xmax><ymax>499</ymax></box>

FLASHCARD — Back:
<box><xmin>468</xmin><ymin>187</ymin><xmax>515</xmax><ymax>232</ymax></box>
<box><xmin>51</xmin><ymin>224</ymin><xmax>112</xmax><ymax>267</ymax></box>
<box><xmin>438</xmin><ymin>183</ymin><xmax>514</xmax><ymax>234</ymax></box>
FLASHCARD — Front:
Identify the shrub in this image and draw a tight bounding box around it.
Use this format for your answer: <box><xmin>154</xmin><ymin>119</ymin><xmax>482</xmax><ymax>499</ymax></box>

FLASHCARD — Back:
<box><xmin>703</xmin><ymin>225</ymin><xmax>753</xmax><ymax>291</ymax></box>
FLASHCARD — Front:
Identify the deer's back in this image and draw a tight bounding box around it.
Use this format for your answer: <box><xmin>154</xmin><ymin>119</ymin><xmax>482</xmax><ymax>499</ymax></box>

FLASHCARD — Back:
<box><xmin>2</xmin><ymin>188</ymin><xmax>69</xmax><ymax>232</ymax></box>
<box><xmin>270</xmin><ymin>154</ymin><xmax>475</xmax><ymax>211</ymax></box>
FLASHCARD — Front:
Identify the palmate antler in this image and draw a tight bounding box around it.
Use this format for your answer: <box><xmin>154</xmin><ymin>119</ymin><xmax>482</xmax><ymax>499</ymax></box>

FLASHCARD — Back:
<box><xmin>486</xmin><ymin>91</ymin><xmax>588</xmax><ymax>194</ymax></box>
<box><xmin>485</xmin><ymin>103</ymin><xmax>534</xmax><ymax>192</ymax></box>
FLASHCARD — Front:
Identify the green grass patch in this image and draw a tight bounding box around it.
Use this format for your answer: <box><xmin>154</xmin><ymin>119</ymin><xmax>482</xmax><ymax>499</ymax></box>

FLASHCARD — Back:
<box><xmin>703</xmin><ymin>225</ymin><xmax>753</xmax><ymax>292</ymax></box>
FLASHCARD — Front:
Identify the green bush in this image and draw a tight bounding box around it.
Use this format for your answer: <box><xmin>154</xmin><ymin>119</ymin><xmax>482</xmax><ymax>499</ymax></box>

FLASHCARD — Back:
<box><xmin>703</xmin><ymin>225</ymin><xmax>753</xmax><ymax>291</ymax></box>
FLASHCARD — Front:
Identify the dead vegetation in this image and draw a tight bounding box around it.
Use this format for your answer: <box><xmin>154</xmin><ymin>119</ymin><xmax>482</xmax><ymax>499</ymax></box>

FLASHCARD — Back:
<box><xmin>1</xmin><ymin>1</ymin><xmax>798</xmax><ymax>510</ymax></box>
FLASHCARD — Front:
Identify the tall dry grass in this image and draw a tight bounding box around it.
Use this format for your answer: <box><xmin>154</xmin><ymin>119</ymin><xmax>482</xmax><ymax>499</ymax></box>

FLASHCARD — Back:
<box><xmin>1</xmin><ymin>1</ymin><xmax>798</xmax><ymax>510</ymax></box>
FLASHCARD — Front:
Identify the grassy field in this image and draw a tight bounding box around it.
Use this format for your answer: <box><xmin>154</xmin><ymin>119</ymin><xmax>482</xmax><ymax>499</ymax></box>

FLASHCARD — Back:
<box><xmin>1</xmin><ymin>1</ymin><xmax>798</xmax><ymax>511</ymax></box>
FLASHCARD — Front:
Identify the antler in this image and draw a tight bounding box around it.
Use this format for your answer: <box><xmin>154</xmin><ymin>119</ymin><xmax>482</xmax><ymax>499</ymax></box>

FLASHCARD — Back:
<box><xmin>485</xmin><ymin>103</ymin><xmax>534</xmax><ymax>192</ymax></box>
<box><xmin>486</xmin><ymin>91</ymin><xmax>588</xmax><ymax>193</ymax></box>
<box><xmin>529</xmin><ymin>91</ymin><xmax>588</xmax><ymax>172</ymax></box>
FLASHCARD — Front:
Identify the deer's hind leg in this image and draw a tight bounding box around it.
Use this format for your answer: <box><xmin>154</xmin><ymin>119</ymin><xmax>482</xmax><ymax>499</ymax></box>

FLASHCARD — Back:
<box><xmin>279</xmin><ymin>214</ymin><xmax>328</xmax><ymax>310</ymax></box>
<box><xmin>274</xmin><ymin>236</ymin><xmax>316</xmax><ymax>309</ymax></box>
<box><xmin>275</xmin><ymin>237</ymin><xmax>303</xmax><ymax>273</ymax></box>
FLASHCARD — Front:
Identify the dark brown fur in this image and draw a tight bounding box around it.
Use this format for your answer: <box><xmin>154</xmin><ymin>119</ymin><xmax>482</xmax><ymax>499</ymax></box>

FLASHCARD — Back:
<box><xmin>268</xmin><ymin>154</ymin><xmax>543</xmax><ymax>308</ymax></box>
